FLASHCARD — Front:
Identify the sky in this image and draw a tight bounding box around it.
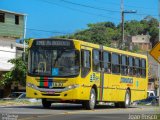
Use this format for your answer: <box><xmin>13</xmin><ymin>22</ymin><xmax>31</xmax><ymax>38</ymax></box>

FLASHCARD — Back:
<box><xmin>0</xmin><ymin>0</ymin><xmax>158</xmax><ymax>39</ymax></box>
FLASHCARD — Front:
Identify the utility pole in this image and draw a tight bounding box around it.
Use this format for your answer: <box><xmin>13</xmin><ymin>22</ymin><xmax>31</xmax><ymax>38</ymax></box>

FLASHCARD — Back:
<box><xmin>158</xmin><ymin>0</ymin><xmax>160</xmax><ymax>106</ymax></box>
<box><xmin>23</xmin><ymin>15</ymin><xmax>27</xmax><ymax>61</ymax></box>
<box><xmin>121</xmin><ymin>0</ymin><xmax>124</xmax><ymax>49</ymax></box>
<box><xmin>120</xmin><ymin>0</ymin><xmax>136</xmax><ymax>49</ymax></box>
<box><xmin>23</xmin><ymin>15</ymin><xmax>27</xmax><ymax>53</ymax></box>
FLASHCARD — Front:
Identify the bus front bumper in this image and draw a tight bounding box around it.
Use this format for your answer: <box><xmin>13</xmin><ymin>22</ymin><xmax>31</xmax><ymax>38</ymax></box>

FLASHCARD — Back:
<box><xmin>26</xmin><ymin>83</ymin><xmax>89</xmax><ymax>101</ymax></box>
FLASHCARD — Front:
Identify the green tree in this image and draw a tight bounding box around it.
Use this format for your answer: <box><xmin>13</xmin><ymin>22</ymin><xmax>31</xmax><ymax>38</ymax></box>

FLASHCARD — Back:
<box><xmin>56</xmin><ymin>21</ymin><xmax>118</xmax><ymax>46</ymax></box>
<box><xmin>0</xmin><ymin>54</ymin><xmax>27</xmax><ymax>87</ymax></box>
<box><xmin>140</xmin><ymin>16</ymin><xmax>159</xmax><ymax>46</ymax></box>
<box><xmin>0</xmin><ymin>38</ymin><xmax>30</xmax><ymax>87</ymax></box>
<box><xmin>124</xmin><ymin>20</ymin><xmax>144</xmax><ymax>36</ymax></box>
<box><xmin>55</xmin><ymin>16</ymin><xmax>158</xmax><ymax>51</ymax></box>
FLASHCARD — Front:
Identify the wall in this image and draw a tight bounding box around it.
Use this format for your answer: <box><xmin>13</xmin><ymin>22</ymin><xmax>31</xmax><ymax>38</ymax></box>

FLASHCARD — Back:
<box><xmin>0</xmin><ymin>37</ymin><xmax>16</xmax><ymax>71</ymax></box>
<box><xmin>132</xmin><ymin>35</ymin><xmax>150</xmax><ymax>43</ymax></box>
<box><xmin>0</xmin><ymin>12</ymin><xmax>24</xmax><ymax>38</ymax></box>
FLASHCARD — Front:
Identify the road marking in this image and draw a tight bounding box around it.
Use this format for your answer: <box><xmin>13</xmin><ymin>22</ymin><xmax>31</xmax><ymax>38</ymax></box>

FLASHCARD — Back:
<box><xmin>19</xmin><ymin>114</ymin><xmax>62</xmax><ymax>120</ymax></box>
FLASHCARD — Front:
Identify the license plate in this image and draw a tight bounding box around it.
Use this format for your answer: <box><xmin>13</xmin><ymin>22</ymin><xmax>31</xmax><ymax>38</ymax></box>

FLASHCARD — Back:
<box><xmin>46</xmin><ymin>91</ymin><xmax>54</xmax><ymax>94</ymax></box>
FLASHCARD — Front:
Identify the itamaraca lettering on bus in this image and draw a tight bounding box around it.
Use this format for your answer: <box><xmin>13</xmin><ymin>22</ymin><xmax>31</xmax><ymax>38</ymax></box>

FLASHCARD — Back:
<box><xmin>120</xmin><ymin>77</ymin><xmax>133</xmax><ymax>84</ymax></box>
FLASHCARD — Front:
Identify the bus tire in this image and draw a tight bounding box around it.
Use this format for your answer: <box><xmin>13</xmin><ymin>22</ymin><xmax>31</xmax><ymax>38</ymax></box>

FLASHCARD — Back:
<box><xmin>114</xmin><ymin>102</ymin><xmax>121</xmax><ymax>108</ymax></box>
<box><xmin>121</xmin><ymin>90</ymin><xmax>131</xmax><ymax>108</ymax></box>
<box><xmin>42</xmin><ymin>99</ymin><xmax>51</xmax><ymax>108</ymax></box>
<box><xmin>84</xmin><ymin>88</ymin><xmax>96</xmax><ymax>110</ymax></box>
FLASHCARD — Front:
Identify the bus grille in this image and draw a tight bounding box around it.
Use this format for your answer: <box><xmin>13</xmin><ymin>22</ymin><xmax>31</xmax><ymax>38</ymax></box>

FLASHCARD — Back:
<box><xmin>38</xmin><ymin>86</ymin><xmax>65</xmax><ymax>89</ymax></box>
<box><xmin>42</xmin><ymin>94</ymin><xmax>60</xmax><ymax>96</ymax></box>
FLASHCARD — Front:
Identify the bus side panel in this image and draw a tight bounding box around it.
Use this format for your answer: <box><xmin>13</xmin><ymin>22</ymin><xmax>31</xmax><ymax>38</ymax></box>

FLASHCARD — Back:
<box><xmin>106</xmin><ymin>75</ymin><xmax>121</xmax><ymax>101</ymax></box>
<box><xmin>131</xmin><ymin>77</ymin><xmax>147</xmax><ymax>101</ymax></box>
<box><xmin>102</xmin><ymin>74</ymin><xmax>112</xmax><ymax>101</ymax></box>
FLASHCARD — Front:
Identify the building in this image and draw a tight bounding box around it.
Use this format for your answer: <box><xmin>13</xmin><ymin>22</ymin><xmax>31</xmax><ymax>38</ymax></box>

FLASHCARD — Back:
<box><xmin>140</xmin><ymin>51</ymin><xmax>159</xmax><ymax>96</ymax></box>
<box><xmin>148</xmin><ymin>54</ymin><xmax>159</xmax><ymax>96</ymax></box>
<box><xmin>16</xmin><ymin>43</ymin><xmax>25</xmax><ymax>58</ymax></box>
<box><xmin>0</xmin><ymin>9</ymin><xmax>26</xmax><ymax>97</ymax></box>
<box><xmin>125</xmin><ymin>35</ymin><xmax>152</xmax><ymax>51</ymax></box>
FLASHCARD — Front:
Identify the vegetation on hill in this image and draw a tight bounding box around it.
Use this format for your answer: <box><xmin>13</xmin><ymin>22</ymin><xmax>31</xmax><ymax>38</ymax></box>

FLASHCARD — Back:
<box><xmin>57</xmin><ymin>16</ymin><xmax>159</xmax><ymax>47</ymax></box>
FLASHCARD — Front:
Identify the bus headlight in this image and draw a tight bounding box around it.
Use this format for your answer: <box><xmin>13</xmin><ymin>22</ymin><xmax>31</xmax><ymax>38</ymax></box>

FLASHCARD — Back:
<box><xmin>27</xmin><ymin>82</ymin><xmax>34</xmax><ymax>88</ymax></box>
<box><xmin>67</xmin><ymin>84</ymin><xmax>79</xmax><ymax>89</ymax></box>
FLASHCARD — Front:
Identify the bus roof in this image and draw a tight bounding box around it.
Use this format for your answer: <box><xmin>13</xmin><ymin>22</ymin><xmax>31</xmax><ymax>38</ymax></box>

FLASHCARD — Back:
<box><xmin>32</xmin><ymin>38</ymin><xmax>147</xmax><ymax>59</ymax></box>
<box><xmin>72</xmin><ymin>39</ymin><xmax>147</xmax><ymax>59</ymax></box>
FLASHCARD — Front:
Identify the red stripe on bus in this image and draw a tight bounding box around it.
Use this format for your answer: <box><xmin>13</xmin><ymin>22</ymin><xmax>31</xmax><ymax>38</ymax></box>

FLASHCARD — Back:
<box><xmin>44</xmin><ymin>77</ymin><xmax>48</xmax><ymax>87</ymax></box>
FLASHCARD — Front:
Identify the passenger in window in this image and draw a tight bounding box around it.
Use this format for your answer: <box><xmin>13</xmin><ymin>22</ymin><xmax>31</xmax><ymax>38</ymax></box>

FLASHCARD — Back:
<box><xmin>33</xmin><ymin>67</ymin><xmax>38</xmax><ymax>74</ymax></box>
<box><xmin>124</xmin><ymin>67</ymin><xmax>128</xmax><ymax>75</ymax></box>
<box><xmin>137</xmin><ymin>71</ymin><xmax>141</xmax><ymax>77</ymax></box>
<box><xmin>128</xmin><ymin>68</ymin><xmax>132</xmax><ymax>75</ymax></box>
<box><xmin>107</xmin><ymin>68</ymin><xmax>111</xmax><ymax>73</ymax></box>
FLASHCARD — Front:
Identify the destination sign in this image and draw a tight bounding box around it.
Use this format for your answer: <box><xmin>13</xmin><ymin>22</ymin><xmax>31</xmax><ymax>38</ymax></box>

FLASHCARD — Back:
<box><xmin>36</xmin><ymin>40</ymin><xmax>71</xmax><ymax>46</ymax></box>
<box><xmin>32</xmin><ymin>39</ymin><xmax>74</xmax><ymax>48</ymax></box>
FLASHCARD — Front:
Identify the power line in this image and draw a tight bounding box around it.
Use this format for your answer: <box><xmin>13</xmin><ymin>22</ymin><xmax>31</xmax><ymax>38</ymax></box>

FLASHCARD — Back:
<box><xmin>60</xmin><ymin>0</ymin><xmax>158</xmax><ymax>17</ymax></box>
<box><xmin>35</xmin><ymin>0</ymin><xmax>158</xmax><ymax>22</ymax></box>
<box><xmin>136</xmin><ymin>13</ymin><xmax>158</xmax><ymax>17</ymax></box>
<box><xmin>95</xmin><ymin>0</ymin><xmax>156</xmax><ymax>11</ymax></box>
<box><xmin>26</xmin><ymin>28</ymin><xmax>71</xmax><ymax>34</ymax></box>
<box><xmin>34</xmin><ymin>0</ymin><xmax>120</xmax><ymax>20</ymax></box>
<box><xmin>60</xmin><ymin>0</ymin><xmax>120</xmax><ymax>13</ymax></box>
<box><xmin>93</xmin><ymin>0</ymin><xmax>158</xmax><ymax>17</ymax></box>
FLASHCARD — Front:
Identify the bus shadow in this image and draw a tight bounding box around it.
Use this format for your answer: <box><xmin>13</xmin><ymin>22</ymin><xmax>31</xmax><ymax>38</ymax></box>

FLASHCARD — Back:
<box><xmin>3</xmin><ymin>104</ymin><xmax>138</xmax><ymax>110</ymax></box>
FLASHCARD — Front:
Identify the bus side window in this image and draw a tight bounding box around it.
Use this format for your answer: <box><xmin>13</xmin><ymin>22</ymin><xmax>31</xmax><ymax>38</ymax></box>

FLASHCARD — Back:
<box><xmin>112</xmin><ymin>53</ymin><xmax>120</xmax><ymax>74</ymax></box>
<box><xmin>128</xmin><ymin>56</ymin><xmax>134</xmax><ymax>76</ymax></box>
<box><xmin>141</xmin><ymin>59</ymin><xmax>146</xmax><ymax>78</ymax></box>
<box><xmin>134</xmin><ymin>58</ymin><xmax>141</xmax><ymax>77</ymax></box>
<box><xmin>81</xmin><ymin>50</ymin><xmax>91</xmax><ymax>78</ymax></box>
<box><xmin>121</xmin><ymin>55</ymin><xmax>128</xmax><ymax>76</ymax></box>
<box><xmin>93</xmin><ymin>49</ymin><xmax>101</xmax><ymax>72</ymax></box>
<box><xmin>103</xmin><ymin>51</ymin><xmax>111</xmax><ymax>73</ymax></box>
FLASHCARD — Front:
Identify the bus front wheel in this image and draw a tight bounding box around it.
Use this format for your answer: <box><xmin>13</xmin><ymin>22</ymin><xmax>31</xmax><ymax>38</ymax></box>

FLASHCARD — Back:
<box><xmin>42</xmin><ymin>99</ymin><xmax>51</xmax><ymax>108</ymax></box>
<box><xmin>83</xmin><ymin>88</ymin><xmax>96</xmax><ymax>110</ymax></box>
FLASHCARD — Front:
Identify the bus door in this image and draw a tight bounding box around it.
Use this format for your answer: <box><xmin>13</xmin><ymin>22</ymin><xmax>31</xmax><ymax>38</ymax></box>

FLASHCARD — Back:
<box><xmin>80</xmin><ymin>46</ymin><xmax>93</xmax><ymax>99</ymax></box>
<box><xmin>92</xmin><ymin>48</ymin><xmax>102</xmax><ymax>101</ymax></box>
<box><xmin>102</xmin><ymin>51</ymin><xmax>112</xmax><ymax>101</ymax></box>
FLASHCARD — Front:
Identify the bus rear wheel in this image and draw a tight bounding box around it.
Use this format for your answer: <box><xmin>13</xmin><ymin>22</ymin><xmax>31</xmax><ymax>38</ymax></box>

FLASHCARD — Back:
<box><xmin>83</xmin><ymin>88</ymin><xmax>96</xmax><ymax>110</ymax></box>
<box><xmin>121</xmin><ymin>90</ymin><xmax>131</xmax><ymax>108</ymax></box>
<box><xmin>114</xmin><ymin>102</ymin><xmax>121</xmax><ymax>108</ymax></box>
<box><xmin>42</xmin><ymin>99</ymin><xmax>51</xmax><ymax>108</ymax></box>
<box><xmin>115</xmin><ymin>90</ymin><xmax>131</xmax><ymax>108</ymax></box>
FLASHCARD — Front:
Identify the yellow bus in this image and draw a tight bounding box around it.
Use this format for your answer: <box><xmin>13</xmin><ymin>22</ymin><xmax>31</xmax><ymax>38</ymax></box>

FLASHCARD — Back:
<box><xmin>26</xmin><ymin>38</ymin><xmax>148</xmax><ymax>109</ymax></box>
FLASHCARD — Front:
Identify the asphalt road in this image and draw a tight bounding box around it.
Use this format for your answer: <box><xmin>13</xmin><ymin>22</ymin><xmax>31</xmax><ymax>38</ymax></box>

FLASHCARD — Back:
<box><xmin>0</xmin><ymin>104</ymin><xmax>159</xmax><ymax>120</ymax></box>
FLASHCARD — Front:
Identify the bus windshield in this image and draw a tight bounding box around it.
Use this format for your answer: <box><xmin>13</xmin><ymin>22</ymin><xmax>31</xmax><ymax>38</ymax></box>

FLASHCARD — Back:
<box><xmin>28</xmin><ymin>48</ymin><xmax>80</xmax><ymax>77</ymax></box>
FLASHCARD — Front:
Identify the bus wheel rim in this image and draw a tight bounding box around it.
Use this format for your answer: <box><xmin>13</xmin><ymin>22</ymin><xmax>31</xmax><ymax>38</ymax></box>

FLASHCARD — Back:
<box><xmin>90</xmin><ymin>92</ymin><xmax>95</xmax><ymax>107</ymax></box>
<box><xmin>126</xmin><ymin>92</ymin><xmax>130</xmax><ymax>105</ymax></box>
